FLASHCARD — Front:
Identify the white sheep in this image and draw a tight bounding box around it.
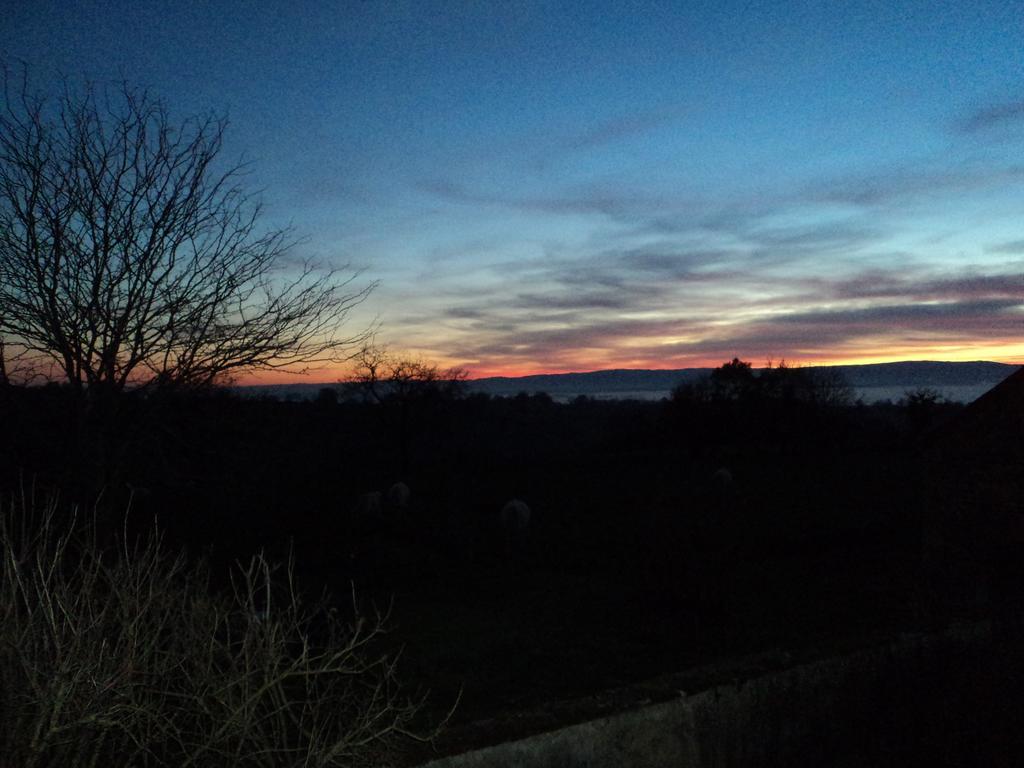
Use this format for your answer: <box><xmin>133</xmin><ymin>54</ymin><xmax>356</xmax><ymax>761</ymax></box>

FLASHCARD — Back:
<box><xmin>386</xmin><ymin>481</ymin><xmax>411</xmax><ymax>510</ymax></box>
<box><xmin>710</xmin><ymin>466</ymin><xmax>738</xmax><ymax>510</ymax></box>
<box><xmin>711</xmin><ymin>467</ymin><xmax>734</xmax><ymax>488</ymax></box>
<box><xmin>500</xmin><ymin>498</ymin><xmax>531</xmax><ymax>555</ymax></box>
<box><xmin>352</xmin><ymin>490</ymin><xmax>383</xmax><ymax>519</ymax></box>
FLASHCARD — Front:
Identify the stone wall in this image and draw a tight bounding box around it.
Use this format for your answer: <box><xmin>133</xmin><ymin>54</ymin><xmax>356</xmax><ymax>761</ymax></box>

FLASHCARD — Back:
<box><xmin>418</xmin><ymin>622</ymin><xmax>993</xmax><ymax>768</ymax></box>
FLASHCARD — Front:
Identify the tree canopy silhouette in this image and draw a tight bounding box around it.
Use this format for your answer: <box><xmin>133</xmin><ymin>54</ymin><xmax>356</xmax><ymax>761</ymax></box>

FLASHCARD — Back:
<box><xmin>0</xmin><ymin>67</ymin><xmax>373</xmax><ymax>391</ymax></box>
<box><xmin>344</xmin><ymin>345</ymin><xmax>467</xmax><ymax>475</ymax></box>
<box><xmin>673</xmin><ymin>358</ymin><xmax>853</xmax><ymax>408</ymax></box>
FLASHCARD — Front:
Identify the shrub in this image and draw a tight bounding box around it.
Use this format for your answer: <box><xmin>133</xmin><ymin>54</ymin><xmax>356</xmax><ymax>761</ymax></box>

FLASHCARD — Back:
<box><xmin>0</xmin><ymin>486</ymin><xmax>444</xmax><ymax>767</ymax></box>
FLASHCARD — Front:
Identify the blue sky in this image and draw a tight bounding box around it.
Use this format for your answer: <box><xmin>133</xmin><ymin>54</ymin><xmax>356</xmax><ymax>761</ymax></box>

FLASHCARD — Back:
<box><xmin>4</xmin><ymin>0</ymin><xmax>1024</xmax><ymax>377</ymax></box>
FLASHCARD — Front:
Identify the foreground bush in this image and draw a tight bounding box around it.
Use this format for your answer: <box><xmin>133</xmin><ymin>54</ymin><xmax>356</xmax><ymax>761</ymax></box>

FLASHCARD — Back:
<box><xmin>0</xmin><ymin>488</ymin><xmax>441</xmax><ymax>767</ymax></box>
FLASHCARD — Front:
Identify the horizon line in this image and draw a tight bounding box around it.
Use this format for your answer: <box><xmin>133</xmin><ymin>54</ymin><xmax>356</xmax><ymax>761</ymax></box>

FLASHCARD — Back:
<box><xmin>236</xmin><ymin>357</ymin><xmax>1023</xmax><ymax>388</ymax></box>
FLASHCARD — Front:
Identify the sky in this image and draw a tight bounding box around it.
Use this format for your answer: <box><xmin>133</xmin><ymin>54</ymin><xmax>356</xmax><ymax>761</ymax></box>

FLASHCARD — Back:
<box><xmin>4</xmin><ymin>0</ymin><xmax>1024</xmax><ymax>380</ymax></box>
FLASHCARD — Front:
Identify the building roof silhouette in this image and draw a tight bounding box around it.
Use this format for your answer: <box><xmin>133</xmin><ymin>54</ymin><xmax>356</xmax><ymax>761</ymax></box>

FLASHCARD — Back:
<box><xmin>922</xmin><ymin>366</ymin><xmax>1024</xmax><ymax>555</ymax></box>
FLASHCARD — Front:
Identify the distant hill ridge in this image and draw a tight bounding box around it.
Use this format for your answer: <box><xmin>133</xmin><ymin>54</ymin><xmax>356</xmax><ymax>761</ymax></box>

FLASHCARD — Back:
<box><xmin>238</xmin><ymin>361</ymin><xmax>1019</xmax><ymax>403</ymax></box>
<box><xmin>468</xmin><ymin>361</ymin><xmax>1017</xmax><ymax>396</ymax></box>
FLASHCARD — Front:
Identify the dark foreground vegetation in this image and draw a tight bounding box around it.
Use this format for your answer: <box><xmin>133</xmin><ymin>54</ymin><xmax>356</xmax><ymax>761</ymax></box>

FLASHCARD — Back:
<box><xmin>3</xmin><ymin>359</ymin><xmax>1021</xmax><ymax>764</ymax></box>
<box><xmin>0</xmin><ymin>487</ymin><xmax>439</xmax><ymax>767</ymax></box>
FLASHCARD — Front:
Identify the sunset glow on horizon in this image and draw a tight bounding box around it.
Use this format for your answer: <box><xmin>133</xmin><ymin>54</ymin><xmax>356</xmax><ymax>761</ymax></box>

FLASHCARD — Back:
<box><xmin>239</xmin><ymin>343</ymin><xmax>1024</xmax><ymax>387</ymax></box>
<box><xmin>9</xmin><ymin>1</ymin><xmax>1024</xmax><ymax>384</ymax></box>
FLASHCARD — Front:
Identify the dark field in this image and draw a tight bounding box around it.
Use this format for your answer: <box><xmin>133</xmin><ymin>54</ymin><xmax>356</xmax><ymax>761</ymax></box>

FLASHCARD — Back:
<box><xmin>1</xmin><ymin>375</ymin><xmax>1018</xmax><ymax>761</ymax></box>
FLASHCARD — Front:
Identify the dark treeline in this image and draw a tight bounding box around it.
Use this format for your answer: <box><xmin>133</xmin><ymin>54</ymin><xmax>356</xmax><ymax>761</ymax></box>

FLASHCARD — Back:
<box><xmin>0</xmin><ymin>363</ymin><xmax>964</xmax><ymax>605</ymax></box>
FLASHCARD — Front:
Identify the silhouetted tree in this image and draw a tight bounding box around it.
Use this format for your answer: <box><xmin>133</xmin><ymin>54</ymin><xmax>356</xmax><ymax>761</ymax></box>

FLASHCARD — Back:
<box><xmin>902</xmin><ymin>387</ymin><xmax>945</xmax><ymax>434</ymax></box>
<box><xmin>710</xmin><ymin>357</ymin><xmax>757</xmax><ymax>400</ymax></box>
<box><xmin>345</xmin><ymin>345</ymin><xmax>467</xmax><ymax>475</ymax></box>
<box><xmin>671</xmin><ymin>358</ymin><xmax>757</xmax><ymax>405</ymax></box>
<box><xmin>0</xmin><ymin>66</ymin><xmax>373</xmax><ymax>393</ymax></box>
<box><xmin>673</xmin><ymin>358</ymin><xmax>852</xmax><ymax>409</ymax></box>
<box><xmin>759</xmin><ymin>360</ymin><xmax>853</xmax><ymax>407</ymax></box>
<box><xmin>346</xmin><ymin>345</ymin><xmax>467</xmax><ymax>405</ymax></box>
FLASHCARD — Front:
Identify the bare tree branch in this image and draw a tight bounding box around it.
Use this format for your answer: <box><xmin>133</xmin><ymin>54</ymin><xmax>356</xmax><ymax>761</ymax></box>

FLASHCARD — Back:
<box><xmin>0</xmin><ymin>64</ymin><xmax>375</xmax><ymax>391</ymax></box>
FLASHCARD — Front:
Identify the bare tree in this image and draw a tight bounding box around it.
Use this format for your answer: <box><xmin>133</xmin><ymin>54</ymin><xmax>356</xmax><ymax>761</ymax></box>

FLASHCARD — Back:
<box><xmin>346</xmin><ymin>344</ymin><xmax>468</xmax><ymax>406</ymax></box>
<box><xmin>345</xmin><ymin>345</ymin><xmax>467</xmax><ymax>475</ymax></box>
<box><xmin>0</xmin><ymin>66</ymin><xmax>374</xmax><ymax>392</ymax></box>
<box><xmin>0</xmin><ymin>333</ymin><xmax>8</xmax><ymax>387</ymax></box>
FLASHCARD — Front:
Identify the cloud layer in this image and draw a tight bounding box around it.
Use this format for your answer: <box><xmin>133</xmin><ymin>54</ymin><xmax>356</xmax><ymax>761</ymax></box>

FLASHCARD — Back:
<box><xmin>378</xmin><ymin>128</ymin><xmax>1024</xmax><ymax>376</ymax></box>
